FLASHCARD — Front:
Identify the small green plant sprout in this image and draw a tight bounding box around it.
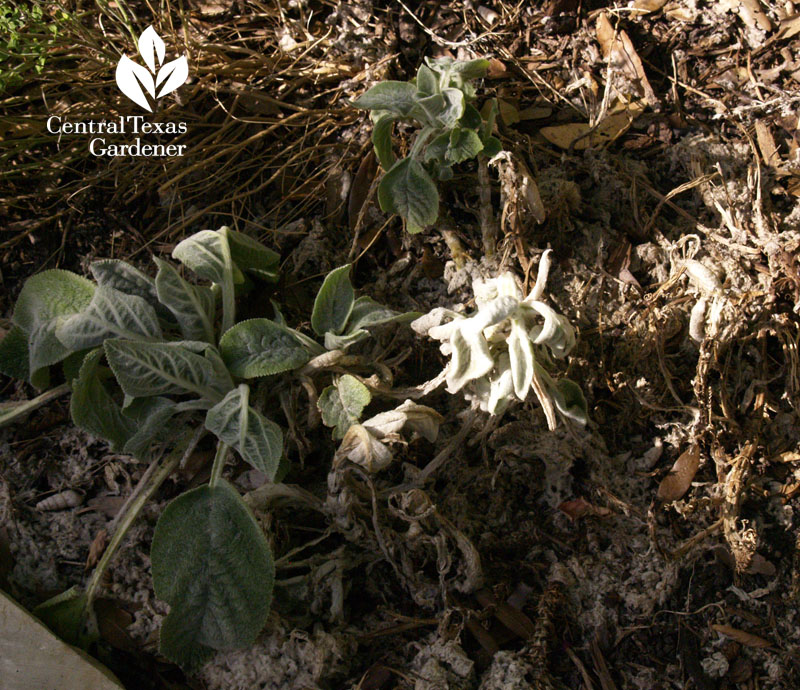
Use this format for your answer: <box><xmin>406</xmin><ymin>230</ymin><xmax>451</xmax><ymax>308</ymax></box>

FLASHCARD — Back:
<box><xmin>411</xmin><ymin>250</ymin><xmax>587</xmax><ymax>429</ymax></box>
<box><xmin>309</xmin><ymin>264</ymin><xmax>416</xmax><ymax>351</ymax></box>
<box><xmin>0</xmin><ymin>3</ymin><xmax>67</xmax><ymax>94</ymax></box>
<box><xmin>353</xmin><ymin>56</ymin><xmax>502</xmax><ymax>234</ymax></box>
<box><xmin>317</xmin><ymin>374</ymin><xmax>442</xmax><ymax>472</ymax></box>
<box><xmin>0</xmin><ymin>228</ymin><xmax>411</xmax><ymax>670</ymax></box>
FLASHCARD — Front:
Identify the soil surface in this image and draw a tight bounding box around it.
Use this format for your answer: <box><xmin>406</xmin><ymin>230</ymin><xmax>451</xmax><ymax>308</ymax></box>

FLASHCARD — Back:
<box><xmin>3</xmin><ymin>1</ymin><xmax>800</xmax><ymax>689</ymax></box>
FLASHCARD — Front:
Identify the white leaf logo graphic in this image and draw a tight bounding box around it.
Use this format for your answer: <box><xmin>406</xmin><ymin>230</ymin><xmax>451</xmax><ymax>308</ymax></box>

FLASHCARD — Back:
<box><xmin>115</xmin><ymin>26</ymin><xmax>188</xmax><ymax>111</ymax></box>
<box><xmin>138</xmin><ymin>25</ymin><xmax>165</xmax><ymax>74</ymax></box>
<box><xmin>116</xmin><ymin>55</ymin><xmax>156</xmax><ymax>112</ymax></box>
<box><xmin>156</xmin><ymin>56</ymin><xmax>189</xmax><ymax>98</ymax></box>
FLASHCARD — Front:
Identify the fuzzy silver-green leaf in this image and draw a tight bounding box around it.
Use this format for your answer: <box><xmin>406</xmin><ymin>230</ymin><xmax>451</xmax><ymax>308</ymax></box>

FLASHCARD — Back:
<box><xmin>377</xmin><ymin>158</ymin><xmax>439</xmax><ymax>233</ymax></box>
<box><xmin>56</xmin><ymin>285</ymin><xmax>162</xmax><ymax>350</ymax></box>
<box><xmin>104</xmin><ymin>339</ymin><xmax>232</xmax><ymax>401</ymax></box>
<box><xmin>318</xmin><ymin>374</ymin><xmax>371</xmax><ymax>439</ymax></box>
<box><xmin>12</xmin><ymin>269</ymin><xmax>95</xmax><ymax>377</ymax></box>
<box><xmin>205</xmin><ymin>385</ymin><xmax>283</xmax><ymax>478</ymax></box>
<box><xmin>219</xmin><ymin>319</ymin><xmax>310</xmax><ymax>377</ymax></box>
<box><xmin>311</xmin><ymin>265</ymin><xmax>355</xmax><ymax>337</ymax></box>
<box><xmin>151</xmin><ymin>480</ymin><xmax>274</xmax><ymax>669</ymax></box>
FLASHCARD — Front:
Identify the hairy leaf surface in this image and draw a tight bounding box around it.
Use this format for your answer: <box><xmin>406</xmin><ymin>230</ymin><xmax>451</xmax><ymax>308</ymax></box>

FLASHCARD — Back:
<box><xmin>447</xmin><ymin>127</ymin><xmax>484</xmax><ymax>163</ymax></box>
<box><xmin>353</xmin><ymin>81</ymin><xmax>418</xmax><ymax>116</ymax></box>
<box><xmin>416</xmin><ymin>64</ymin><xmax>438</xmax><ymax>95</ymax></box>
<box><xmin>507</xmin><ymin>319</ymin><xmax>534</xmax><ymax>399</ymax></box>
<box><xmin>205</xmin><ymin>385</ymin><xmax>282</xmax><ymax>478</ymax></box>
<box><xmin>377</xmin><ymin>158</ymin><xmax>439</xmax><ymax>234</ymax></box>
<box><xmin>318</xmin><ymin>374</ymin><xmax>371</xmax><ymax>439</ymax></box>
<box><xmin>90</xmin><ymin>259</ymin><xmax>169</xmax><ymax>319</ymax></box>
<box><xmin>172</xmin><ymin>230</ymin><xmax>230</xmax><ymax>284</ymax></box>
<box><xmin>0</xmin><ymin>326</ymin><xmax>30</xmax><ymax>381</ymax></box>
<box><xmin>437</xmin><ymin>88</ymin><xmax>465</xmax><ymax>128</ymax></box>
<box><xmin>123</xmin><ymin>396</ymin><xmax>179</xmax><ymax>459</ymax></box>
<box><xmin>104</xmin><ymin>339</ymin><xmax>232</xmax><ymax>400</ymax></box>
<box><xmin>57</xmin><ymin>286</ymin><xmax>162</xmax><ymax>350</ymax></box>
<box><xmin>371</xmin><ymin>111</ymin><xmax>398</xmax><ymax>170</ymax></box>
<box><xmin>12</xmin><ymin>270</ymin><xmax>95</xmax><ymax>377</ymax></box>
<box><xmin>154</xmin><ymin>258</ymin><xmax>215</xmax><ymax>343</ymax></box>
<box><xmin>226</xmin><ymin>229</ymin><xmax>280</xmax><ymax>282</ymax></box>
<box><xmin>151</xmin><ymin>480</ymin><xmax>274</xmax><ymax>669</ymax></box>
<box><xmin>71</xmin><ymin>348</ymin><xmax>135</xmax><ymax>450</ymax></box>
<box><xmin>311</xmin><ymin>265</ymin><xmax>355</xmax><ymax>337</ymax></box>
<box><xmin>219</xmin><ymin>319</ymin><xmax>310</xmax><ymax>377</ymax></box>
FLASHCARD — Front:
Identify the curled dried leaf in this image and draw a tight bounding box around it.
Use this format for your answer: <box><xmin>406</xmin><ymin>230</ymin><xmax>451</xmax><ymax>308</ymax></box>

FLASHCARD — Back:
<box><xmin>657</xmin><ymin>444</ymin><xmax>701</xmax><ymax>502</ymax></box>
<box><xmin>711</xmin><ymin>624</ymin><xmax>771</xmax><ymax>649</ymax></box>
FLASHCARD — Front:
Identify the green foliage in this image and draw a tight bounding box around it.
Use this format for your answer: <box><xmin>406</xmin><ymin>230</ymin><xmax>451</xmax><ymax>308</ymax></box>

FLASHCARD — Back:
<box><xmin>71</xmin><ymin>348</ymin><xmax>135</xmax><ymax>450</ymax></box>
<box><xmin>312</xmin><ymin>264</ymin><xmax>418</xmax><ymax>350</ymax></box>
<box><xmin>0</xmin><ymin>2</ymin><xmax>68</xmax><ymax>94</ymax></box>
<box><xmin>318</xmin><ymin>374</ymin><xmax>371</xmax><ymax>439</ymax></box>
<box><xmin>33</xmin><ymin>586</ymin><xmax>94</xmax><ymax>648</ymax></box>
<box><xmin>12</xmin><ymin>269</ymin><xmax>95</xmax><ymax>384</ymax></box>
<box><xmin>0</xmin><ymin>226</ymin><xmax>414</xmax><ymax>669</ymax></box>
<box><xmin>353</xmin><ymin>57</ymin><xmax>501</xmax><ymax>233</ymax></box>
<box><xmin>0</xmin><ymin>325</ymin><xmax>30</xmax><ymax>381</ymax></box>
<box><xmin>220</xmin><ymin>319</ymin><xmax>310</xmax><ymax>378</ymax></box>
<box><xmin>104</xmin><ymin>339</ymin><xmax>232</xmax><ymax>400</ymax></box>
<box><xmin>205</xmin><ymin>385</ymin><xmax>283</xmax><ymax>479</ymax></box>
<box><xmin>311</xmin><ymin>264</ymin><xmax>355</xmax><ymax>336</ymax></box>
<box><xmin>151</xmin><ymin>480</ymin><xmax>274</xmax><ymax>671</ymax></box>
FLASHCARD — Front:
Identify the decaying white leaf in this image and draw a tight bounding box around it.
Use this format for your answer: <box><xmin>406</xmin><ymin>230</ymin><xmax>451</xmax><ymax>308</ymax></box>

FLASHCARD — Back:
<box><xmin>336</xmin><ymin>400</ymin><xmax>443</xmax><ymax>472</ymax></box>
<box><xmin>337</xmin><ymin>424</ymin><xmax>394</xmax><ymax>472</ymax></box>
<box><xmin>412</xmin><ymin>253</ymin><xmax>585</xmax><ymax>425</ymax></box>
<box><xmin>364</xmin><ymin>400</ymin><xmax>443</xmax><ymax>442</ymax></box>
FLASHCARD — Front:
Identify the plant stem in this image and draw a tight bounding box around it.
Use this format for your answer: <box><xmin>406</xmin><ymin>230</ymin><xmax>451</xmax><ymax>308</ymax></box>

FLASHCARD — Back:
<box><xmin>0</xmin><ymin>383</ymin><xmax>70</xmax><ymax>429</ymax></box>
<box><xmin>209</xmin><ymin>440</ymin><xmax>229</xmax><ymax>488</ymax></box>
<box><xmin>84</xmin><ymin>428</ymin><xmax>202</xmax><ymax>609</ymax></box>
<box><xmin>409</xmin><ymin>127</ymin><xmax>435</xmax><ymax>160</ymax></box>
<box><xmin>218</xmin><ymin>226</ymin><xmax>236</xmax><ymax>336</ymax></box>
<box><xmin>478</xmin><ymin>162</ymin><xmax>497</xmax><ymax>258</ymax></box>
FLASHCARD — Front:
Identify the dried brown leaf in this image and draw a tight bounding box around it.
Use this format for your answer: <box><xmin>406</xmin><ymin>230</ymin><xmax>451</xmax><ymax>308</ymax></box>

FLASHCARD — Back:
<box><xmin>777</xmin><ymin>14</ymin><xmax>800</xmax><ymax>41</ymax></box>
<box><xmin>497</xmin><ymin>99</ymin><xmax>520</xmax><ymax>126</ymax></box>
<box><xmin>82</xmin><ymin>495</ymin><xmax>125</xmax><ymax>519</ymax></box>
<box><xmin>487</xmin><ymin>58</ymin><xmax>507</xmax><ymax>78</ymax></box>
<box><xmin>728</xmin><ymin>0</ymin><xmax>773</xmax><ymax>31</ymax></box>
<box><xmin>558</xmin><ymin>497</ymin><xmax>613</xmax><ymax>521</ymax></box>
<box><xmin>712</xmin><ymin>624</ymin><xmax>772</xmax><ymax>649</ymax></box>
<box><xmin>596</xmin><ymin>13</ymin><xmax>657</xmax><ymax>105</ymax></box>
<box><xmin>540</xmin><ymin>100</ymin><xmax>646</xmax><ymax>150</ymax></box>
<box><xmin>85</xmin><ymin>529</ymin><xmax>108</xmax><ymax>571</ymax></box>
<box><xmin>632</xmin><ymin>0</ymin><xmax>669</xmax><ymax>12</ymax></box>
<box><xmin>728</xmin><ymin>657</ymin><xmax>753</xmax><ymax>683</ymax></box>
<box><xmin>754</xmin><ymin>121</ymin><xmax>781</xmax><ymax>168</ymax></box>
<box><xmin>475</xmin><ymin>590</ymin><xmax>536</xmax><ymax>639</ymax></box>
<box><xmin>657</xmin><ymin>444</ymin><xmax>701</xmax><ymax>502</ymax></box>
<box><xmin>94</xmin><ymin>598</ymin><xmax>136</xmax><ymax>652</ymax></box>
<box><xmin>772</xmin><ymin>451</ymin><xmax>800</xmax><ymax>463</ymax></box>
<box><xmin>745</xmin><ymin>553</ymin><xmax>776</xmax><ymax>577</ymax></box>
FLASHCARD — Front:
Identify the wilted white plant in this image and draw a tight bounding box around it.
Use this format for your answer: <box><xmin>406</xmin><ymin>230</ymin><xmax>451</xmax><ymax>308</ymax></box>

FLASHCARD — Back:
<box><xmin>412</xmin><ymin>251</ymin><xmax>587</xmax><ymax>429</ymax></box>
<box><xmin>317</xmin><ymin>375</ymin><xmax>443</xmax><ymax>472</ymax></box>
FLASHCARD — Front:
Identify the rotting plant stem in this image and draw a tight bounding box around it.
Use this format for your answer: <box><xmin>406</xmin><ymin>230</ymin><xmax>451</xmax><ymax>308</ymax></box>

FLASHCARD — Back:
<box><xmin>84</xmin><ymin>428</ymin><xmax>202</xmax><ymax>609</ymax></box>
<box><xmin>478</xmin><ymin>162</ymin><xmax>497</xmax><ymax>258</ymax></box>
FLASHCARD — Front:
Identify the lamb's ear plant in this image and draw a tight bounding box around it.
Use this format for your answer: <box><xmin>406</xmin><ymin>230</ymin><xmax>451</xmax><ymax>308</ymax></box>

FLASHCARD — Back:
<box><xmin>0</xmin><ymin>231</ymin><xmax>414</xmax><ymax>670</ymax></box>
<box><xmin>353</xmin><ymin>57</ymin><xmax>501</xmax><ymax>233</ymax></box>
<box><xmin>412</xmin><ymin>250</ymin><xmax>588</xmax><ymax>429</ymax></box>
